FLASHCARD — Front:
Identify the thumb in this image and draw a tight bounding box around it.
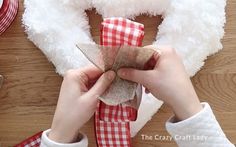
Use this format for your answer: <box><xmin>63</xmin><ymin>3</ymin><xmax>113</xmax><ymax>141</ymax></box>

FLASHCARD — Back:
<box><xmin>86</xmin><ymin>70</ymin><xmax>116</xmax><ymax>99</ymax></box>
<box><xmin>117</xmin><ymin>68</ymin><xmax>150</xmax><ymax>87</ymax></box>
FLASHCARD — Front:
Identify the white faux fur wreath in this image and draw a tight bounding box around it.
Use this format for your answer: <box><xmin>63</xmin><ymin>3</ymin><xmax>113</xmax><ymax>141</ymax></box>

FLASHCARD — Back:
<box><xmin>22</xmin><ymin>0</ymin><xmax>226</xmax><ymax>137</ymax></box>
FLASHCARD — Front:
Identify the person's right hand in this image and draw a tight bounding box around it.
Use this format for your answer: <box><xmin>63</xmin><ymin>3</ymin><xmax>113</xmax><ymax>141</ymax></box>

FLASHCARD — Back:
<box><xmin>118</xmin><ymin>46</ymin><xmax>203</xmax><ymax>121</ymax></box>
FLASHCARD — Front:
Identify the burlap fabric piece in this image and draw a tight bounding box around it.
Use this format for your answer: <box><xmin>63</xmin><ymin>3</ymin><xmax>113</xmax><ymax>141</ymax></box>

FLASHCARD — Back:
<box><xmin>77</xmin><ymin>44</ymin><xmax>154</xmax><ymax>106</ymax></box>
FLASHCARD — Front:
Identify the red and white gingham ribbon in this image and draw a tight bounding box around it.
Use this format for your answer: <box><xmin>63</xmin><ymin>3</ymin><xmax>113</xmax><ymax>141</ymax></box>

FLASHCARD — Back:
<box><xmin>0</xmin><ymin>0</ymin><xmax>18</xmax><ymax>35</ymax></box>
<box><xmin>95</xmin><ymin>17</ymin><xmax>144</xmax><ymax>147</ymax></box>
<box><xmin>14</xmin><ymin>131</ymin><xmax>42</xmax><ymax>147</ymax></box>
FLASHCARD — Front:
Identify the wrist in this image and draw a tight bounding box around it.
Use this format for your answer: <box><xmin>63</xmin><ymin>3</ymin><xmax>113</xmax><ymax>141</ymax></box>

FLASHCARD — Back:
<box><xmin>49</xmin><ymin>128</ymin><xmax>80</xmax><ymax>143</ymax></box>
<box><xmin>169</xmin><ymin>93</ymin><xmax>203</xmax><ymax>121</ymax></box>
<box><xmin>172</xmin><ymin>101</ymin><xmax>202</xmax><ymax>121</ymax></box>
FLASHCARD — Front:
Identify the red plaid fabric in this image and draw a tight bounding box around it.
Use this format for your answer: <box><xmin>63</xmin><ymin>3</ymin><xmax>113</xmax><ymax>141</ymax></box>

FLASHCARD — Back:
<box><xmin>98</xmin><ymin>102</ymin><xmax>137</xmax><ymax>122</ymax></box>
<box><xmin>0</xmin><ymin>0</ymin><xmax>18</xmax><ymax>35</ymax></box>
<box><xmin>14</xmin><ymin>131</ymin><xmax>42</xmax><ymax>147</ymax></box>
<box><xmin>100</xmin><ymin>18</ymin><xmax>144</xmax><ymax>46</ymax></box>
<box><xmin>95</xmin><ymin>17</ymin><xmax>144</xmax><ymax>147</ymax></box>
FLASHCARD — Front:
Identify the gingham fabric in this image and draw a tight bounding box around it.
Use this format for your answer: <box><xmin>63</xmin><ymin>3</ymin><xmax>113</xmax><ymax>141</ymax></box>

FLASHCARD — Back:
<box><xmin>14</xmin><ymin>131</ymin><xmax>42</xmax><ymax>147</ymax></box>
<box><xmin>0</xmin><ymin>0</ymin><xmax>18</xmax><ymax>35</ymax></box>
<box><xmin>95</xmin><ymin>17</ymin><xmax>144</xmax><ymax>147</ymax></box>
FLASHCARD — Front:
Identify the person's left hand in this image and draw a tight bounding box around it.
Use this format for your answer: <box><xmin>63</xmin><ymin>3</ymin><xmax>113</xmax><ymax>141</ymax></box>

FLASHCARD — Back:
<box><xmin>49</xmin><ymin>66</ymin><xmax>115</xmax><ymax>143</ymax></box>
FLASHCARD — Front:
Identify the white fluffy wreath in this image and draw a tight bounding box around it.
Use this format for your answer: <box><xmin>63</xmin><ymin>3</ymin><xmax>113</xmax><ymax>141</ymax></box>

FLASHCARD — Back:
<box><xmin>22</xmin><ymin>0</ymin><xmax>226</xmax><ymax>137</ymax></box>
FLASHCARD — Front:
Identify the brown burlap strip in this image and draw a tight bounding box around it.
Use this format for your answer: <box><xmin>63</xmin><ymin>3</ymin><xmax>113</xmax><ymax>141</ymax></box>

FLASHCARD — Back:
<box><xmin>77</xmin><ymin>44</ymin><xmax>155</xmax><ymax>105</ymax></box>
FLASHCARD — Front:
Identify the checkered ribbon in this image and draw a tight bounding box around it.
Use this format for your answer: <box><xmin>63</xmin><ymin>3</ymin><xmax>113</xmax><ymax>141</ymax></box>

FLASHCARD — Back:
<box><xmin>0</xmin><ymin>0</ymin><xmax>18</xmax><ymax>35</ymax></box>
<box><xmin>95</xmin><ymin>17</ymin><xmax>144</xmax><ymax>147</ymax></box>
<box><xmin>14</xmin><ymin>131</ymin><xmax>42</xmax><ymax>147</ymax></box>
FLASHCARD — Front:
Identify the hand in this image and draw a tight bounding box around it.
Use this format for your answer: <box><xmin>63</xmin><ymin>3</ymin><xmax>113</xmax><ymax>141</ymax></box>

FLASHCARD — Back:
<box><xmin>118</xmin><ymin>45</ymin><xmax>202</xmax><ymax>121</ymax></box>
<box><xmin>49</xmin><ymin>66</ymin><xmax>115</xmax><ymax>143</ymax></box>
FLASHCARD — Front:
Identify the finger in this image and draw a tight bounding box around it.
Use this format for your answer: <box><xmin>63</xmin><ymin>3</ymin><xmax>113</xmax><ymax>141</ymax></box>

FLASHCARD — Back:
<box><xmin>79</xmin><ymin>65</ymin><xmax>104</xmax><ymax>80</ymax></box>
<box><xmin>86</xmin><ymin>70</ymin><xmax>116</xmax><ymax>99</ymax></box>
<box><xmin>117</xmin><ymin>68</ymin><xmax>149</xmax><ymax>86</ymax></box>
<box><xmin>65</xmin><ymin>66</ymin><xmax>103</xmax><ymax>85</ymax></box>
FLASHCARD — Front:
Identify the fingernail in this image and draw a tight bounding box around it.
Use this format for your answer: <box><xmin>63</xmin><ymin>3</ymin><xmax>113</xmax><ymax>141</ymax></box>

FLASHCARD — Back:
<box><xmin>106</xmin><ymin>70</ymin><xmax>116</xmax><ymax>80</ymax></box>
<box><xmin>117</xmin><ymin>69</ymin><xmax>126</xmax><ymax>77</ymax></box>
